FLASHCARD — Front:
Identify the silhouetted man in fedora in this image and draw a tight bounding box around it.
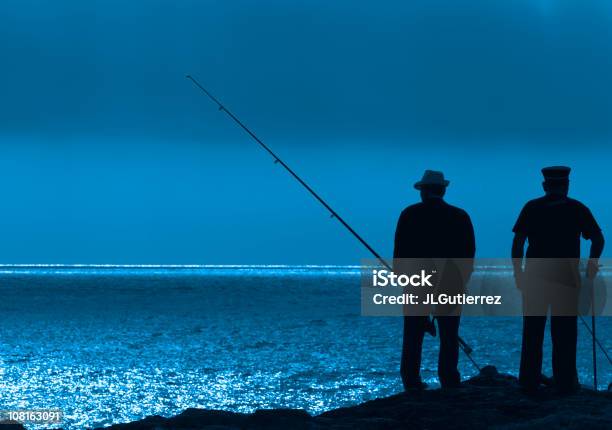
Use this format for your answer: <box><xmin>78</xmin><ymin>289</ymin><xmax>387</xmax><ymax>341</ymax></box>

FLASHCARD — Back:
<box><xmin>394</xmin><ymin>170</ymin><xmax>475</xmax><ymax>389</ymax></box>
<box><xmin>512</xmin><ymin>166</ymin><xmax>604</xmax><ymax>394</ymax></box>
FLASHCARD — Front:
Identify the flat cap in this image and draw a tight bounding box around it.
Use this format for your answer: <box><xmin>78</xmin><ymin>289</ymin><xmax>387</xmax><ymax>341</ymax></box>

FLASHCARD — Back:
<box><xmin>542</xmin><ymin>166</ymin><xmax>571</xmax><ymax>180</ymax></box>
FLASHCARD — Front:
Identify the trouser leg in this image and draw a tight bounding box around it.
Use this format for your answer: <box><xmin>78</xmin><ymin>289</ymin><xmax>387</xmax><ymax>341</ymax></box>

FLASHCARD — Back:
<box><xmin>401</xmin><ymin>316</ymin><xmax>426</xmax><ymax>389</ymax></box>
<box><xmin>519</xmin><ymin>316</ymin><xmax>546</xmax><ymax>389</ymax></box>
<box><xmin>551</xmin><ymin>316</ymin><xmax>578</xmax><ymax>390</ymax></box>
<box><xmin>437</xmin><ymin>315</ymin><xmax>461</xmax><ymax>387</ymax></box>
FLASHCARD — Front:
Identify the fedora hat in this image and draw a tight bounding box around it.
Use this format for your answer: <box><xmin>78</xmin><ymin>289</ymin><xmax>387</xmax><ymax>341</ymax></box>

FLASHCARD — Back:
<box><xmin>414</xmin><ymin>170</ymin><xmax>450</xmax><ymax>190</ymax></box>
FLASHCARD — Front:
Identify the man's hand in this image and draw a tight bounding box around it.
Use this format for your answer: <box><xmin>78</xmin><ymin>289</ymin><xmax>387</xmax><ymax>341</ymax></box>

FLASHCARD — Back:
<box><xmin>586</xmin><ymin>259</ymin><xmax>601</xmax><ymax>279</ymax></box>
<box><xmin>587</xmin><ymin>231</ymin><xmax>604</xmax><ymax>279</ymax></box>
<box><xmin>514</xmin><ymin>270</ymin><xmax>526</xmax><ymax>290</ymax></box>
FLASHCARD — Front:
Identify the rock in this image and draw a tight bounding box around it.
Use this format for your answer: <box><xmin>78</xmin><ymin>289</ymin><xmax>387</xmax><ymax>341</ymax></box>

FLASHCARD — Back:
<box><xmin>247</xmin><ymin>409</ymin><xmax>311</xmax><ymax>429</ymax></box>
<box><xmin>480</xmin><ymin>364</ymin><xmax>499</xmax><ymax>377</ymax></box>
<box><xmin>97</xmin><ymin>370</ymin><xmax>612</xmax><ymax>430</ymax></box>
<box><xmin>101</xmin><ymin>409</ymin><xmax>248</xmax><ymax>429</ymax></box>
<box><xmin>465</xmin><ymin>365</ymin><xmax>518</xmax><ymax>387</ymax></box>
<box><xmin>0</xmin><ymin>421</ymin><xmax>26</xmax><ymax>430</ymax></box>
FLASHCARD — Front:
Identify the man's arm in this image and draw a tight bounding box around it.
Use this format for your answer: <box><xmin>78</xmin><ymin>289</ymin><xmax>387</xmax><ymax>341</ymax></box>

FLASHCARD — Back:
<box><xmin>511</xmin><ymin>203</ymin><xmax>529</xmax><ymax>280</ymax></box>
<box><xmin>580</xmin><ymin>203</ymin><xmax>604</xmax><ymax>278</ymax></box>
<box><xmin>587</xmin><ymin>230</ymin><xmax>605</xmax><ymax>278</ymax></box>
<box><xmin>466</xmin><ymin>213</ymin><xmax>476</xmax><ymax>258</ymax></box>
<box><xmin>393</xmin><ymin>211</ymin><xmax>406</xmax><ymax>272</ymax></box>
<box><xmin>461</xmin><ymin>213</ymin><xmax>476</xmax><ymax>282</ymax></box>
<box><xmin>512</xmin><ymin>232</ymin><xmax>527</xmax><ymax>286</ymax></box>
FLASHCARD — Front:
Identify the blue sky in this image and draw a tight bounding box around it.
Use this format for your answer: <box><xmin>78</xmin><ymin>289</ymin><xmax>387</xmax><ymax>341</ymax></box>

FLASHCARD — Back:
<box><xmin>0</xmin><ymin>1</ymin><xmax>610</xmax><ymax>264</ymax></box>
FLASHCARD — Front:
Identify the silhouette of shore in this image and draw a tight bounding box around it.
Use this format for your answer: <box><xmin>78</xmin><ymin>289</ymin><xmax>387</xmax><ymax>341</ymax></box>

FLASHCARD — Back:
<box><xmin>1</xmin><ymin>367</ymin><xmax>608</xmax><ymax>430</ymax></box>
<box><xmin>4</xmin><ymin>367</ymin><xmax>607</xmax><ymax>430</ymax></box>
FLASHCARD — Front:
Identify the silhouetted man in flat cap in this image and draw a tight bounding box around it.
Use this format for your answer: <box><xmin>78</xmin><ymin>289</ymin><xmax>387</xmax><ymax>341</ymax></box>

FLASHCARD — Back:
<box><xmin>394</xmin><ymin>170</ymin><xmax>475</xmax><ymax>389</ymax></box>
<box><xmin>512</xmin><ymin>166</ymin><xmax>604</xmax><ymax>393</ymax></box>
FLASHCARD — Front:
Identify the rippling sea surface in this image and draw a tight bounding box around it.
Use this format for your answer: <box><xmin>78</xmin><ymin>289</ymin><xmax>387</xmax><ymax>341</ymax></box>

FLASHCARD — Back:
<box><xmin>0</xmin><ymin>265</ymin><xmax>610</xmax><ymax>429</ymax></box>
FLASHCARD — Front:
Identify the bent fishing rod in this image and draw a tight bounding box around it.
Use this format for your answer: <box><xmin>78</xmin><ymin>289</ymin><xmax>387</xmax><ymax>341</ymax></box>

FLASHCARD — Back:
<box><xmin>185</xmin><ymin>75</ymin><xmax>480</xmax><ymax>370</ymax></box>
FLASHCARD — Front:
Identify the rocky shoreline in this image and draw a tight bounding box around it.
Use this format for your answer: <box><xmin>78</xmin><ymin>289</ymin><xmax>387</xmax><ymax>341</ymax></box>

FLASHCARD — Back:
<box><xmin>2</xmin><ymin>367</ymin><xmax>610</xmax><ymax>430</ymax></box>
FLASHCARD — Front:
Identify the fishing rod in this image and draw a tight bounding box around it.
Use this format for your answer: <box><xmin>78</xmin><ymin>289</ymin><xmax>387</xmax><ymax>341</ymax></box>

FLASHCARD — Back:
<box><xmin>592</xmin><ymin>310</ymin><xmax>597</xmax><ymax>391</ymax></box>
<box><xmin>186</xmin><ymin>75</ymin><xmax>481</xmax><ymax>371</ymax></box>
<box><xmin>581</xmin><ymin>317</ymin><xmax>612</xmax><ymax>366</ymax></box>
<box><xmin>582</xmin><ymin>275</ymin><xmax>611</xmax><ymax>391</ymax></box>
<box><xmin>185</xmin><ymin>75</ymin><xmax>386</xmax><ymax>268</ymax></box>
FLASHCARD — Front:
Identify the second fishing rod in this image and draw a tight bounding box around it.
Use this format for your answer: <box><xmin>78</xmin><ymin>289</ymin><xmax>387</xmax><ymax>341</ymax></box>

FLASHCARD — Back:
<box><xmin>186</xmin><ymin>74</ymin><xmax>481</xmax><ymax>371</ymax></box>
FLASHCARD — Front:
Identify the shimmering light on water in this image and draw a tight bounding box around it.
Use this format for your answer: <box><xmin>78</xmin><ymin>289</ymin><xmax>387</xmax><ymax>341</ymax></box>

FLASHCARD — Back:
<box><xmin>0</xmin><ymin>266</ymin><xmax>609</xmax><ymax>429</ymax></box>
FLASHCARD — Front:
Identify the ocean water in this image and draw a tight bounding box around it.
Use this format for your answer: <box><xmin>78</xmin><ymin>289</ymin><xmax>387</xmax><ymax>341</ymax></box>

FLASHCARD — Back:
<box><xmin>0</xmin><ymin>265</ymin><xmax>609</xmax><ymax>429</ymax></box>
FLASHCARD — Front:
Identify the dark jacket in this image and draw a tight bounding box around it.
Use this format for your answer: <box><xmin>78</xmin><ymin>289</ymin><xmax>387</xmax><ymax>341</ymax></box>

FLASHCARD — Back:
<box><xmin>393</xmin><ymin>198</ymin><xmax>475</xmax><ymax>259</ymax></box>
